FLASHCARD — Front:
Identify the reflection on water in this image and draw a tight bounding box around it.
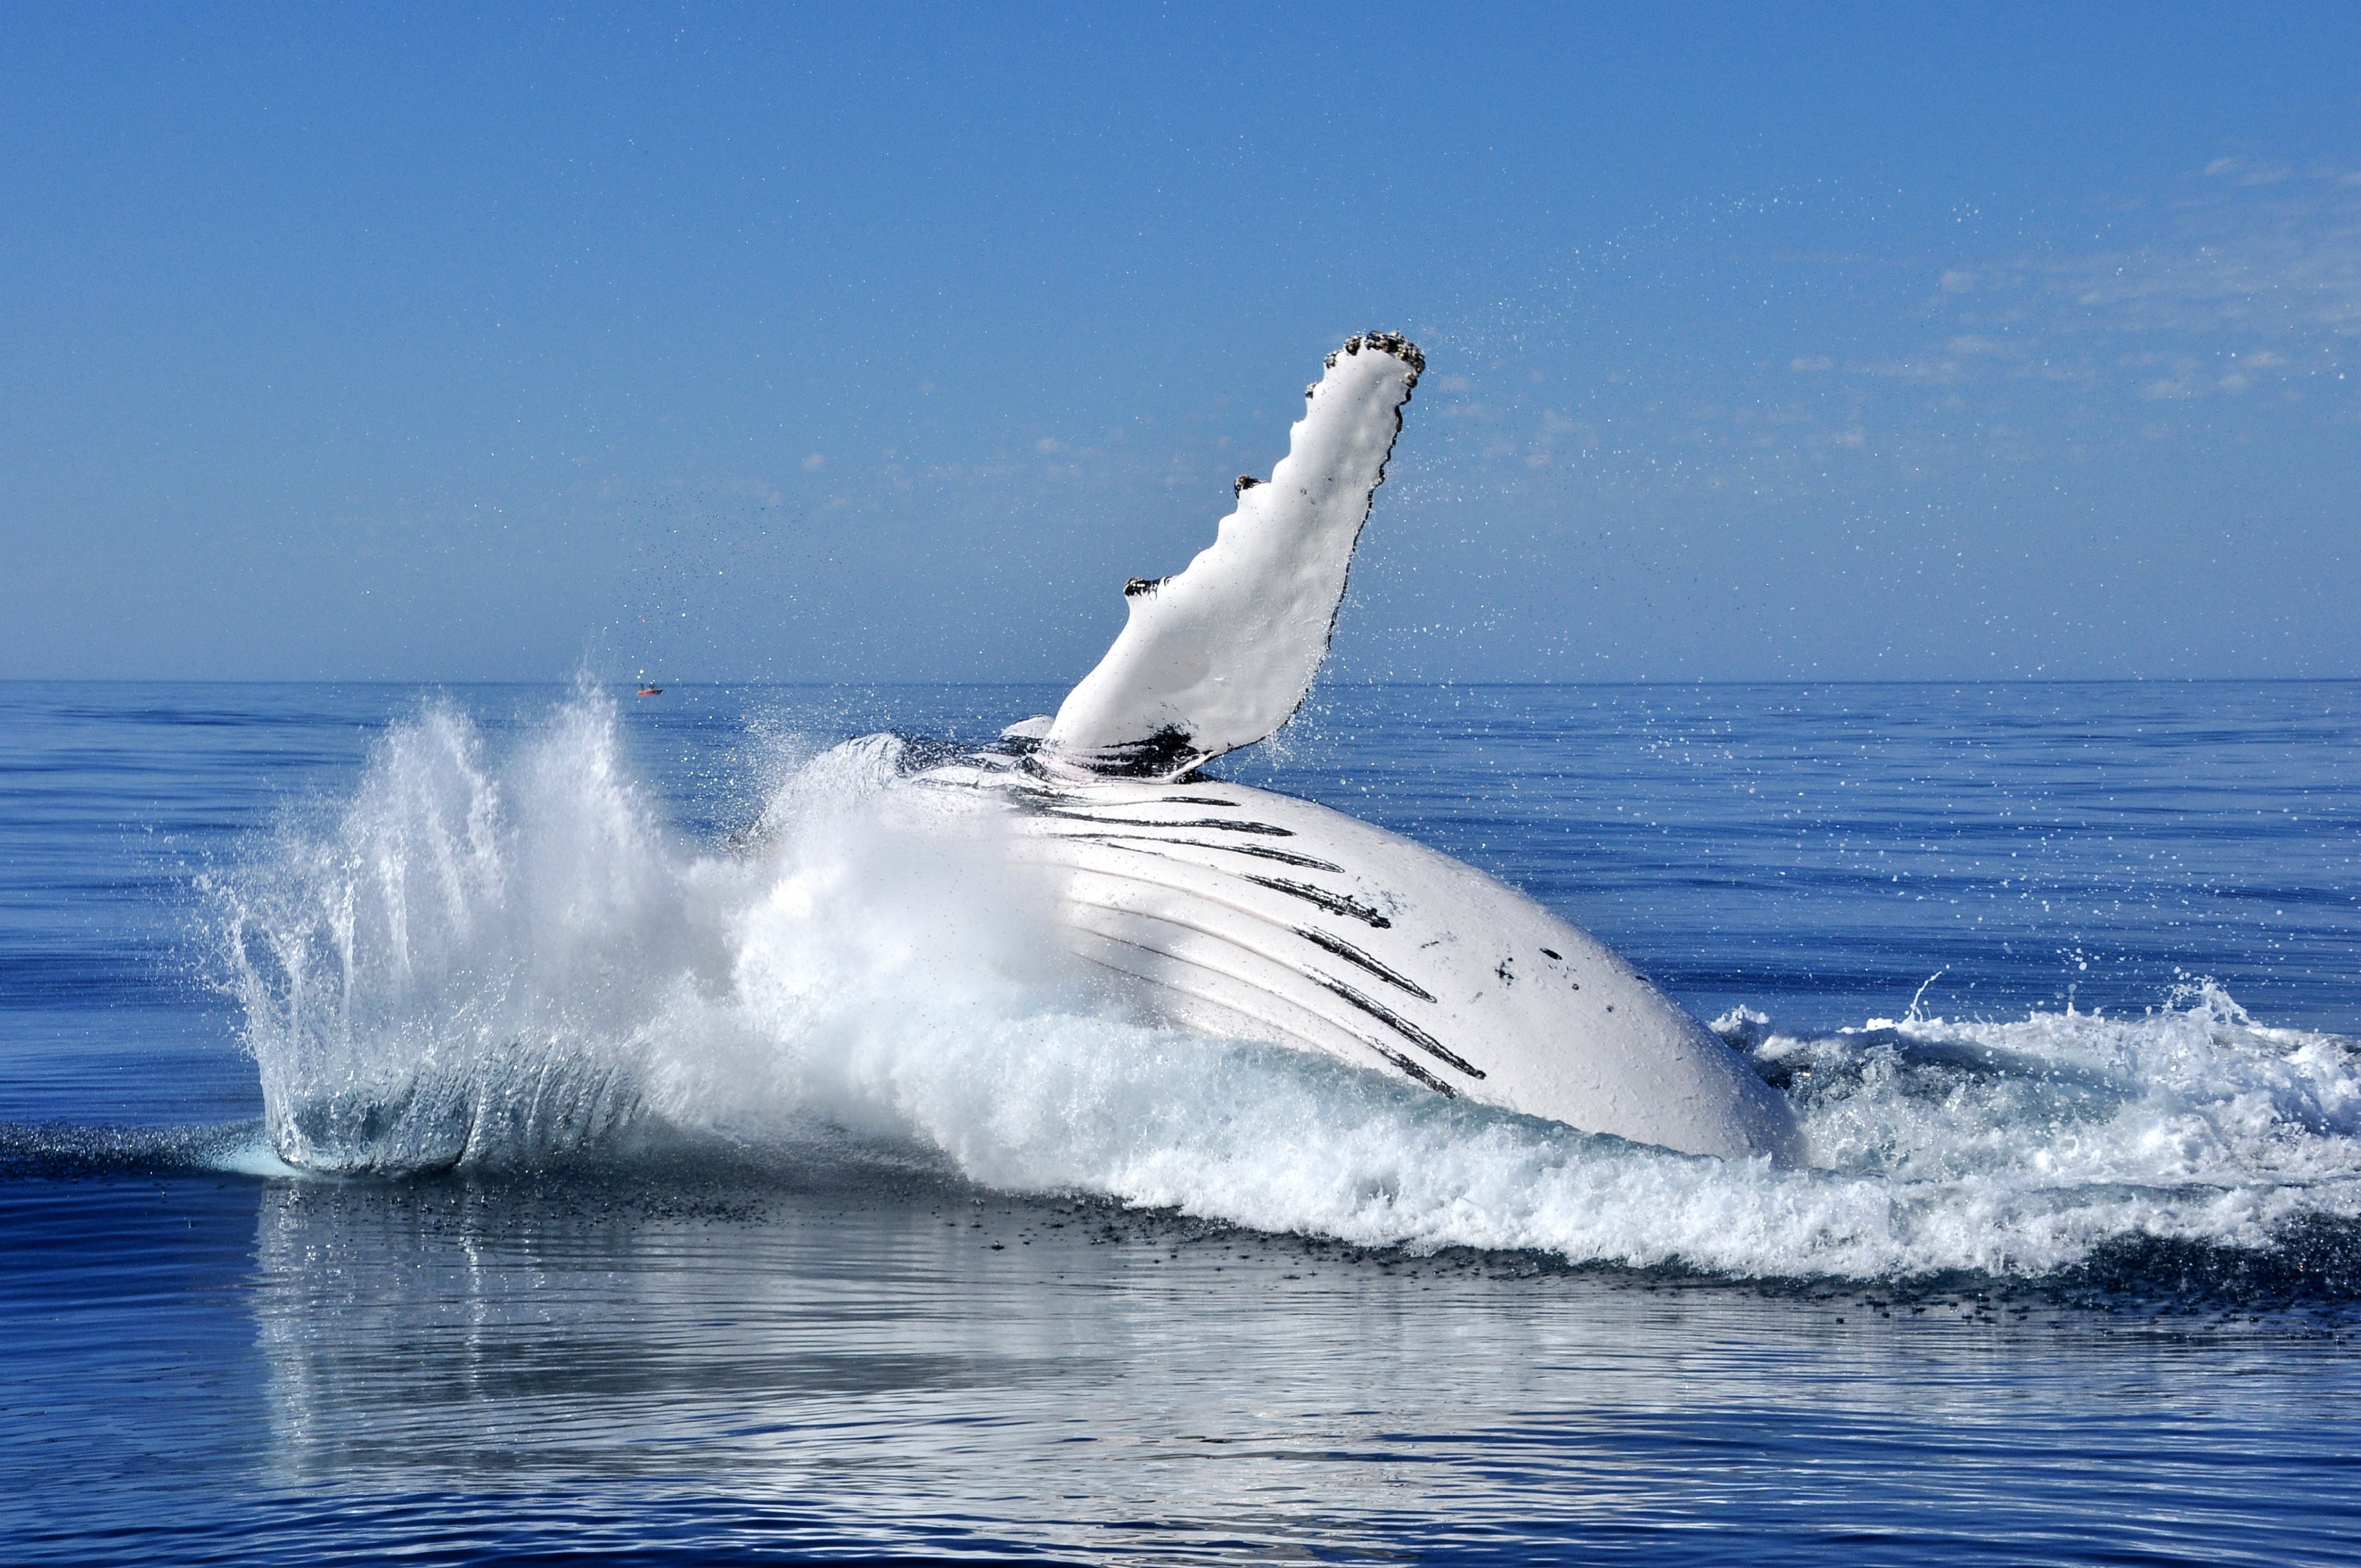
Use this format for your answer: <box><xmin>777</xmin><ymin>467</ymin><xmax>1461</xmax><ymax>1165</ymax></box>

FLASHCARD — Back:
<box><xmin>238</xmin><ymin>1170</ymin><xmax>2359</xmax><ymax>1563</ymax></box>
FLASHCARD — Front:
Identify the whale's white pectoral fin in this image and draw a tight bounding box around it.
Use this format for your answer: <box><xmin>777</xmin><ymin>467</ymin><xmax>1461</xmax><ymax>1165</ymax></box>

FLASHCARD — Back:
<box><xmin>1044</xmin><ymin>333</ymin><xmax>1424</xmax><ymax>778</ymax></box>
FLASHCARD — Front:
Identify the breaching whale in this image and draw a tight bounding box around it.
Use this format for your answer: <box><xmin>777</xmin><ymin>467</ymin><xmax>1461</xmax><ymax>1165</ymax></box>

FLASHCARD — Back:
<box><xmin>834</xmin><ymin>333</ymin><xmax>1803</xmax><ymax>1164</ymax></box>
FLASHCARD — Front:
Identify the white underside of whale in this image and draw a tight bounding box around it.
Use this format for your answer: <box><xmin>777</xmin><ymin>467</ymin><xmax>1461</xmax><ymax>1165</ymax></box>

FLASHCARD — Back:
<box><xmin>866</xmin><ymin>743</ymin><xmax>1803</xmax><ymax>1164</ymax></box>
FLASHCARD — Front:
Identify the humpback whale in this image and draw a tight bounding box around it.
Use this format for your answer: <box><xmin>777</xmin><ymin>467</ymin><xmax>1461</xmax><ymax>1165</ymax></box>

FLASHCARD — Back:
<box><xmin>844</xmin><ymin>334</ymin><xmax>1803</xmax><ymax>1164</ymax></box>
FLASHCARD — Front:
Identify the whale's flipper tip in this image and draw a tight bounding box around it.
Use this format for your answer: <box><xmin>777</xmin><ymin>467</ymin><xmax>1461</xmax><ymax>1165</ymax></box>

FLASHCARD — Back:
<box><xmin>1325</xmin><ymin>330</ymin><xmax>1424</xmax><ymax>379</ymax></box>
<box><xmin>1044</xmin><ymin>332</ymin><xmax>1422</xmax><ymax>780</ymax></box>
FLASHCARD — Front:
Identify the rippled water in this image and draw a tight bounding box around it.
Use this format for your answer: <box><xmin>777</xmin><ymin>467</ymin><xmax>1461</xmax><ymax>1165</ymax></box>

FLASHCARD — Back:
<box><xmin>4</xmin><ymin>681</ymin><xmax>2359</xmax><ymax>1563</ymax></box>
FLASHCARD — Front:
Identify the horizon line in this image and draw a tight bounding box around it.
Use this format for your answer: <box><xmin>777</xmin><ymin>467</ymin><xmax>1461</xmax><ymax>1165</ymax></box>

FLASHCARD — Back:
<box><xmin>13</xmin><ymin>675</ymin><xmax>2360</xmax><ymax>690</ymax></box>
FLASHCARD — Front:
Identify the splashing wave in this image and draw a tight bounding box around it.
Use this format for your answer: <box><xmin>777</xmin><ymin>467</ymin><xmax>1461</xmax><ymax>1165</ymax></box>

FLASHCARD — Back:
<box><xmin>206</xmin><ymin>691</ymin><xmax>2361</xmax><ymax>1281</ymax></box>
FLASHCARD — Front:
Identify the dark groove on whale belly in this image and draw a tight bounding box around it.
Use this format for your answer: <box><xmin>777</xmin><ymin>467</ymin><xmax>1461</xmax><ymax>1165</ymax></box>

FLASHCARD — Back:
<box><xmin>1360</xmin><ymin>1041</ymin><xmax>1457</xmax><ymax>1097</ymax></box>
<box><xmin>1038</xmin><ymin>810</ymin><xmax>1295</xmax><ymax>838</ymax></box>
<box><xmin>1049</xmin><ymin>832</ymin><xmax>1346</xmax><ymax>873</ymax></box>
<box><xmin>1066</xmin><ymin>932</ymin><xmax>1454</xmax><ymax>1098</ymax></box>
<box><xmin>1242</xmin><ymin>875</ymin><xmax>1391</xmax><ymax>928</ymax></box>
<box><xmin>1295</xmin><ymin>927</ymin><xmax>1436</xmax><ymax>1002</ymax></box>
<box><xmin>1305</xmin><ymin>971</ymin><xmax>1485</xmax><ymax>1079</ymax></box>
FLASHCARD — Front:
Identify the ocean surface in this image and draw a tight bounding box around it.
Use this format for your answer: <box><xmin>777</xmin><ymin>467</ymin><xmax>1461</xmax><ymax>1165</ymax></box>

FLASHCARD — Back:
<box><xmin>4</xmin><ymin>679</ymin><xmax>2359</xmax><ymax>1565</ymax></box>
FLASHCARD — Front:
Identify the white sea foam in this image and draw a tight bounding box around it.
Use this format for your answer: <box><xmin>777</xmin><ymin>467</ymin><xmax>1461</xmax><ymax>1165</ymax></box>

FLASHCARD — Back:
<box><xmin>212</xmin><ymin>691</ymin><xmax>2361</xmax><ymax>1280</ymax></box>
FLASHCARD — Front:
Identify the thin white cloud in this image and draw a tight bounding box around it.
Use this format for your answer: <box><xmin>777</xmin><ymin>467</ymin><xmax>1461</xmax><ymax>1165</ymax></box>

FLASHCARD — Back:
<box><xmin>1955</xmin><ymin>166</ymin><xmax>2361</xmax><ymax>347</ymax></box>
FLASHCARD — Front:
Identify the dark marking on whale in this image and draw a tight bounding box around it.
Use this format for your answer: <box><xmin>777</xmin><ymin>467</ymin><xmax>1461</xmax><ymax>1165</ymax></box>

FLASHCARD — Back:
<box><xmin>1364</xmin><ymin>1039</ymin><xmax>1455</xmax><ymax>1097</ymax></box>
<box><xmin>1050</xmin><ymin>832</ymin><xmax>1345</xmax><ymax>873</ymax></box>
<box><xmin>1123</xmin><ymin>577</ymin><xmax>1167</xmax><ymax>598</ymax></box>
<box><xmin>1062</xmin><ymin>725</ymin><xmax>1209</xmax><ymax>780</ymax></box>
<box><xmin>1306</xmin><ymin>971</ymin><xmax>1485</xmax><ymax>1079</ymax></box>
<box><xmin>1296</xmin><ymin>927</ymin><xmax>1436</xmax><ymax>1002</ymax></box>
<box><xmin>1540</xmin><ymin>947</ymin><xmax>1561</xmax><ymax>960</ymax></box>
<box><xmin>1233</xmin><ymin>475</ymin><xmax>1262</xmax><ymax>496</ymax></box>
<box><xmin>1036</xmin><ymin>810</ymin><xmax>1295</xmax><ymax>838</ymax></box>
<box><xmin>1495</xmin><ymin>957</ymin><xmax>1516</xmax><ymax>985</ymax></box>
<box><xmin>1215</xmin><ymin>843</ymin><xmax>1343</xmax><ymax>871</ymax></box>
<box><xmin>1029</xmin><ymin>791</ymin><xmax>1232</xmax><ymax>811</ymax></box>
<box><xmin>1242</xmin><ymin>876</ymin><xmax>1391</xmax><ymax>928</ymax></box>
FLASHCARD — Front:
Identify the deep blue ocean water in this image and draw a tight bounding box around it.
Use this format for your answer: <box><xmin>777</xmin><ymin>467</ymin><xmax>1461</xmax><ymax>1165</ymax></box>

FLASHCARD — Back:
<box><xmin>5</xmin><ymin>681</ymin><xmax>2359</xmax><ymax>1564</ymax></box>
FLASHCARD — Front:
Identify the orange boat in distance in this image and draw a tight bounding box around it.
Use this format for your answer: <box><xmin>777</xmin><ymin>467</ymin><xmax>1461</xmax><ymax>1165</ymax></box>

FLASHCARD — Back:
<box><xmin>637</xmin><ymin>683</ymin><xmax>663</xmax><ymax>697</ymax></box>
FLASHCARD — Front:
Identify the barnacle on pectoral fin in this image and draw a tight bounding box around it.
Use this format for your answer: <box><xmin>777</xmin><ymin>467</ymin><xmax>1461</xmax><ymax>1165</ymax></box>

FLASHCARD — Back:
<box><xmin>1324</xmin><ymin>330</ymin><xmax>1424</xmax><ymax>383</ymax></box>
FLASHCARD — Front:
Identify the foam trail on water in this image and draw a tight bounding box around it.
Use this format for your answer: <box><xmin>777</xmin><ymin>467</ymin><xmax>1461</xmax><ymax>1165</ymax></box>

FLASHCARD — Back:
<box><xmin>212</xmin><ymin>691</ymin><xmax>2361</xmax><ymax>1280</ymax></box>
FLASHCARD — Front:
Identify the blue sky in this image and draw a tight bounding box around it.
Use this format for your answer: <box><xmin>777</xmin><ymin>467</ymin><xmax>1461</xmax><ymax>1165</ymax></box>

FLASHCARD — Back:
<box><xmin>5</xmin><ymin>3</ymin><xmax>2356</xmax><ymax>682</ymax></box>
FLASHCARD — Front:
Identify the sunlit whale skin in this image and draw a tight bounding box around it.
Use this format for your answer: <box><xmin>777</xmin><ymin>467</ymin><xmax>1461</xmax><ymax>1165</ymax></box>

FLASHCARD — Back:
<box><xmin>863</xmin><ymin>333</ymin><xmax>1801</xmax><ymax>1164</ymax></box>
<box><xmin>901</xmin><ymin>751</ymin><xmax>1804</xmax><ymax>1163</ymax></box>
